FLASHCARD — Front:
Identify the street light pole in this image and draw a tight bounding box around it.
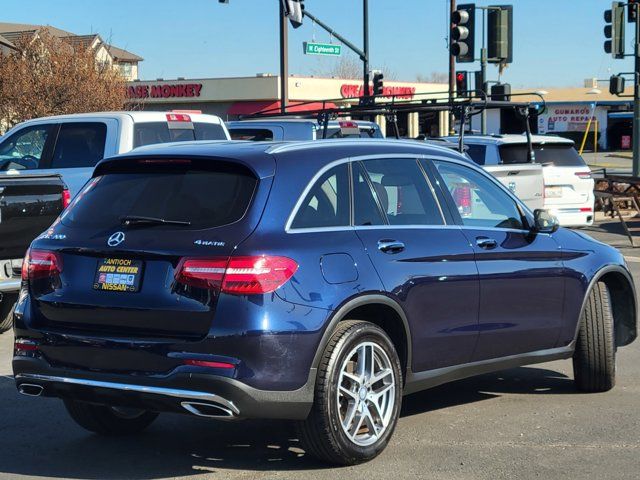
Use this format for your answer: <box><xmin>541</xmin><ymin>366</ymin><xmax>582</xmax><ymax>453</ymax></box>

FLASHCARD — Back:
<box><xmin>363</xmin><ymin>0</ymin><xmax>370</xmax><ymax>98</ymax></box>
<box><xmin>279</xmin><ymin>1</ymin><xmax>289</xmax><ymax>114</ymax></box>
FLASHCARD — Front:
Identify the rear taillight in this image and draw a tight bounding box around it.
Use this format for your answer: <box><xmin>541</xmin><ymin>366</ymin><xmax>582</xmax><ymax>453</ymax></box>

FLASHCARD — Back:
<box><xmin>22</xmin><ymin>249</ymin><xmax>63</xmax><ymax>281</ymax></box>
<box><xmin>62</xmin><ymin>188</ymin><xmax>71</xmax><ymax>209</ymax></box>
<box><xmin>175</xmin><ymin>256</ymin><xmax>298</xmax><ymax>295</ymax></box>
<box><xmin>575</xmin><ymin>171</ymin><xmax>592</xmax><ymax>180</ymax></box>
<box><xmin>14</xmin><ymin>338</ymin><xmax>39</xmax><ymax>353</ymax></box>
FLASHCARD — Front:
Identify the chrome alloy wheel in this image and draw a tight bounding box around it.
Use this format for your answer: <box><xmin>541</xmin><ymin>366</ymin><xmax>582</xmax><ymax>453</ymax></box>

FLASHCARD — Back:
<box><xmin>336</xmin><ymin>341</ymin><xmax>396</xmax><ymax>447</ymax></box>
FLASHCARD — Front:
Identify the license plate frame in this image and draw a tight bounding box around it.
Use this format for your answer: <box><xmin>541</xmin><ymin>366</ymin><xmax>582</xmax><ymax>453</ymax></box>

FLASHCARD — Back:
<box><xmin>93</xmin><ymin>258</ymin><xmax>144</xmax><ymax>293</ymax></box>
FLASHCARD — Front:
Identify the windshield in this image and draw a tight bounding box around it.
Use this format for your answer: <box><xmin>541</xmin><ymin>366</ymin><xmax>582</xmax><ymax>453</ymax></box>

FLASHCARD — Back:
<box><xmin>499</xmin><ymin>143</ymin><xmax>586</xmax><ymax>167</ymax></box>
<box><xmin>133</xmin><ymin>122</ymin><xmax>227</xmax><ymax>148</ymax></box>
<box><xmin>61</xmin><ymin>162</ymin><xmax>257</xmax><ymax>230</ymax></box>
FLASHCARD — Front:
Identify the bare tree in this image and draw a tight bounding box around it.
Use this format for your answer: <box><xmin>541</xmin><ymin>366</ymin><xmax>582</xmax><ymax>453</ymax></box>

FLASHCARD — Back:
<box><xmin>416</xmin><ymin>72</ymin><xmax>448</xmax><ymax>83</ymax></box>
<box><xmin>312</xmin><ymin>53</ymin><xmax>398</xmax><ymax>81</ymax></box>
<box><xmin>0</xmin><ymin>31</ymin><xmax>126</xmax><ymax>130</ymax></box>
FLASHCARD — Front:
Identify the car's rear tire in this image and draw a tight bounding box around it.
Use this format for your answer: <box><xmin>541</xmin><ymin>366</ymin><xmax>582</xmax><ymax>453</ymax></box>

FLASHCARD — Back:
<box><xmin>64</xmin><ymin>399</ymin><xmax>158</xmax><ymax>435</ymax></box>
<box><xmin>0</xmin><ymin>293</ymin><xmax>17</xmax><ymax>334</ymax></box>
<box><xmin>573</xmin><ymin>281</ymin><xmax>616</xmax><ymax>392</ymax></box>
<box><xmin>298</xmin><ymin>320</ymin><xmax>403</xmax><ymax>465</ymax></box>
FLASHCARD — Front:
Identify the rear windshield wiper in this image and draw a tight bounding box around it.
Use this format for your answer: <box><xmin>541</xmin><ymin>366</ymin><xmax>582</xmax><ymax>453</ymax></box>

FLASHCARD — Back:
<box><xmin>120</xmin><ymin>215</ymin><xmax>191</xmax><ymax>227</ymax></box>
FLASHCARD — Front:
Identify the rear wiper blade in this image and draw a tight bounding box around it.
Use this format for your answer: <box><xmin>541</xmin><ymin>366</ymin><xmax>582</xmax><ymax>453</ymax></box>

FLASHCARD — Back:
<box><xmin>120</xmin><ymin>215</ymin><xmax>191</xmax><ymax>227</ymax></box>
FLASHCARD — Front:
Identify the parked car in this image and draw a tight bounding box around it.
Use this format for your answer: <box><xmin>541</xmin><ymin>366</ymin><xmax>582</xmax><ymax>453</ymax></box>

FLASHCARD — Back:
<box><xmin>227</xmin><ymin>118</ymin><xmax>384</xmax><ymax>141</ymax></box>
<box><xmin>445</xmin><ymin>134</ymin><xmax>594</xmax><ymax>226</ymax></box>
<box><xmin>0</xmin><ymin>173</ymin><xmax>67</xmax><ymax>332</ymax></box>
<box><xmin>13</xmin><ymin>139</ymin><xmax>636</xmax><ymax>465</ymax></box>
<box><xmin>0</xmin><ymin>111</ymin><xmax>230</xmax><ymax>197</ymax></box>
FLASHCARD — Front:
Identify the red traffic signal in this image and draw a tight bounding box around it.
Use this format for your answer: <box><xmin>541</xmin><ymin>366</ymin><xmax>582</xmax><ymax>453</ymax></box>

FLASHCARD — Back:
<box><xmin>456</xmin><ymin>71</ymin><xmax>468</xmax><ymax>95</ymax></box>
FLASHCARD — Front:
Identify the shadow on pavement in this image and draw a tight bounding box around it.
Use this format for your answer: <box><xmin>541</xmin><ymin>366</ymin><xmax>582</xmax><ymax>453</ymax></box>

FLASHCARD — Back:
<box><xmin>0</xmin><ymin>365</ymin><xmax>574</xmax><ymax>478</ymax></box>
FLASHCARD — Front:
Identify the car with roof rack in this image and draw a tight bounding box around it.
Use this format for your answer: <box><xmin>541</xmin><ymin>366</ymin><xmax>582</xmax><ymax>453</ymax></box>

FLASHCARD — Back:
<box><xmin>12</xmin><ymin>138</ymin><xmax>636</xmax><ymax>465</ymax></box>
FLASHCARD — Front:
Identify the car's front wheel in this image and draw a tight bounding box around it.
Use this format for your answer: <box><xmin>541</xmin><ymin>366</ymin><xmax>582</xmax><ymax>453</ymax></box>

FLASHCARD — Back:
<box><xmin>298</xmin><ymin>320</ymin><xmax>403</xmax><ymax>465</ymax></box>
<box><xmin>64</xmin><ymin>399</ymin><xmax>158</xmax><ymax>435</ymax></box>
<box><xmin>573</xmin><ymin>281</ymin><xmax>616</xmax><ymax>392</ymax></box>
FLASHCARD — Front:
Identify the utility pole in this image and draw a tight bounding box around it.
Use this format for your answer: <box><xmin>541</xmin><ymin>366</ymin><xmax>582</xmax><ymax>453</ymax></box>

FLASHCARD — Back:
<box><xmin>634</xmin><ymin>1</ymin><xmax>640</xmax><ymax>176</ymax></box>
<box><xmin>480</xmin><ymin>7</ymin><xmax>487</xmax><ymax>134</ymax></box>
<box><xmin>279</xmin><ymin>1</ymin><xmax>288</xmax><ymax>114</ymax></box>
<box><xmin>363</xmin><ymin>0</ymin><xmax>370</xmax><ymax>97</ymax></box>
<box><xmin>449</xmin><ymin>0</ymin><xmax>456</xmax><ymax>134</ymax></box>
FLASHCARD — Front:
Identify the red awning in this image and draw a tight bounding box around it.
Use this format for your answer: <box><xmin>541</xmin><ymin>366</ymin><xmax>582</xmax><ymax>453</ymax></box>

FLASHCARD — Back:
<box><xmin>227</xmin><ymin>101</ymin><xmax>337</xmax><ymax>116</ymax></box>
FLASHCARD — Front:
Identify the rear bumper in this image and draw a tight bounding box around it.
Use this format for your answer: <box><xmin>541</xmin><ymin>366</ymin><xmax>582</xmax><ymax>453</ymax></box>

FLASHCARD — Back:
<box><xmin>549</xmin><ymin>209</ymin><xmax>594</xmax><ymax>227</ymax></box>
<box><xmin>13</xmin><ymin>356</ymin><xmax>315</xmax><ymax>420</ymax></box>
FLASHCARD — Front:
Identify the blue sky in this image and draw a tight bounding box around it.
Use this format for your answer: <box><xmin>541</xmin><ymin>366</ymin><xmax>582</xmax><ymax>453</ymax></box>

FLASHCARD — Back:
<box><xmin>0</xmin><ymin>0</ymin><xmax>634</xmax><ymax>87</ymax></box>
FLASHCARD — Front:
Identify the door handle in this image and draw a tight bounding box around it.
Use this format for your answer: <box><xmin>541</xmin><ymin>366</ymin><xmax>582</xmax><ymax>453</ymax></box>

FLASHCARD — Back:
<box><xmin>378</xmin><ymin>239</ymin><xmax>405</xmax><ymax>254</ymax></box>
<box><xmin>476</xmin><ymin>237</ymin><xmax>498</xmax><ymax>250</ymax></box>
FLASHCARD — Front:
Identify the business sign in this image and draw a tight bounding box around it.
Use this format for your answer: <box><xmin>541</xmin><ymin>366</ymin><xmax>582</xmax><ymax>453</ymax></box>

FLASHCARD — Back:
<box><xmin>538</xmin><ymin>104</ymin><xmax>594</xmax><ymax>133</ymax></box>
<box><xmin>340</xmin><ymin>84</ymin><xmax>416</xmax><ymax>100</ymax></box>
<box><xmin>304</xmin><ymin>42</ymin><xmax>341</xmax><ymax>56</ymax></box>
<box><xmin>127</xmin><ymin>83</ymin><xmax>203</xmax><ymax>100</ymax></box>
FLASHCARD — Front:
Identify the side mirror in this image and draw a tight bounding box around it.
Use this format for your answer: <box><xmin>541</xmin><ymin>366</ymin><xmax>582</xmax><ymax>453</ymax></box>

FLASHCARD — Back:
<box><xmin>533</xmin><ymin>209</ymin><xmax>559</xmax><ymax>233</ymax></box>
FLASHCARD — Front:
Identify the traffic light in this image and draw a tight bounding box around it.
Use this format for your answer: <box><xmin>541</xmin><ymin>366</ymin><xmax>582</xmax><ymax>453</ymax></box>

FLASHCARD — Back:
<box><xmin>491</xmin><ymin>83</ymin><xmax>511</xmax><ymax>101</ymax></box>
<box><xmin>610</xmin><ymin>75</ymin><xmax>625</xmax><ymax>95</ymax></box>
<box><xmin>488</xmin><ymin>5</ymin><xmax>513</xmax><ymax>63</ymax></box>
<box><xmin>373</xmin><ymin>72</ymin><xmax>384</xmax><ymax>96</ymax></box>
<box><xmin>451</xmin><ymin>4</ymin><xmax>476</xmax><ymax>63</ymax></box>
<box><xmin>628</xmin><ymin>0</ymin><xmax>638</xmax><ymax>22</ymax></box>
<box><xmin>456</xmin><ymin>71</ymin><xmax>468</xmax><ymax>95</ymax></box>
<box><xmin>604</xmin><ymin>2</ymin><xmax>625</xmax><ymax>58</ymax></box>
<box><xmin>282</xmin><ymin>0</ymin><xmax>304</xmax><ymax>28</ymax></box>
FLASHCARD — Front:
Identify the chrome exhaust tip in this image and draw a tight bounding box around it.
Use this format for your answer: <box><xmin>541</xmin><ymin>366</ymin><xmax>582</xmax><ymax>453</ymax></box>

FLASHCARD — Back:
<box><xmin>18</xmin><ymin>383</ymin><xmax>44</xmax><ymax>397</ymax></box>
<box><xmin>181</xmin><ymin>401</ymin><xmax>236</xmax><ymax>418</ymax></box>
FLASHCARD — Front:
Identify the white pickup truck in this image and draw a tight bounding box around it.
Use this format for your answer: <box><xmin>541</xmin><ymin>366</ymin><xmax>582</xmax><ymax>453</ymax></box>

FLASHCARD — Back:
<box><xmin>0</xmin><ymin>111</ymin><xmax>230</xmax><ymax>316</ymax></box>
<box><xmin>0</xmin><ymin>111</ymin><xmax>230</xmax><ymax>196</ymax></box>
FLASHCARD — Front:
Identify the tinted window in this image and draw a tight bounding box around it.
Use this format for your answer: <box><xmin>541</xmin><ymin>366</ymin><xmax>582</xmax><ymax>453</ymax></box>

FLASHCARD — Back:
<box><xmin>133</xmin><ymin>122</ymin><xmax>226</xmax><ymax>147</ymax></box>
<box><xmin>360</xmin><ymin>159</ymin><xmax>443</xmax><ymax>226</ymax></box>
<box><xmin>353</xmin><ymin>163</ymin><xmax>385</xmax><ymax>226</ymax></box>
<box><xmin>51</xmin><ymin>123</ymin><xmax>107</xmax><ymax>168</ymax></box>
<box><xmin>465</xmin><ymin>144</ymin><xmax>487</xmax><ymax>165</ymax></box>
<box><xmin>61</xmin><ymin>162</ymin><xmax>257</xmax><ymax>230</ymax></box>
<box><xmin>0</xmin><ymin>125</ymin><xmax>52</xmax><ymax>171</ymax></box>
<box><xmin>499</xmin><ymin>143</ymin><xmax>586</xmax><ymax>166</ymax></box>
<box><xmin>291</xmin><ymin>164</ymin><xmax>350</xmax><ymax>229</ymax></box>
<box><xmin>434</xmin><ymin>161</ymin><xmax>524</xmax><ymax>230</ymax></box>
<box><xmin>229</xmin><ymin>128</ymin><xmax>274</xmax><ymax>141</ymax></box>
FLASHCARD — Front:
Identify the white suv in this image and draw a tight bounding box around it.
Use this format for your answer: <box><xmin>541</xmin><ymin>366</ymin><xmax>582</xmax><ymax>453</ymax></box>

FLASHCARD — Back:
<box><xmin>454</xmin><ymin>135</ymin><xmax>595</xmax><ymax>227</ymax></box>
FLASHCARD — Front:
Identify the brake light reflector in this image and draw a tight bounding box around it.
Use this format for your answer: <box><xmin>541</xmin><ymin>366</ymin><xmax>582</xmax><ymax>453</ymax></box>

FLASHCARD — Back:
<box><xmin>22</xmin><ymin>249</ymin><xmax>63</xmax><ymax>281</ymax></box>
<box><xmin>14</xmin><ymin>339</ymin><xmax>39</xmax><ymax>352</ymax></box>
<box><xmin>62</xmin><ymin>188</ymin><xmax>71</xmax><ymax>209</ymax></box>
<box><xmin>580</xmin><ymin>207</ymin><xmax>593</xmax><ymax>212</ymax></box>
<box><xmin>166</xmin><ymin>113</ymin><xmax>192</xmax><ymax>123</ymax></box>
<box><xmin>575</xmin><ymin>171</ymin><xmax>592</xmax><ymax>180</ymax></box>
<box><xmin>183</xmin><ymin>359</ymin><xmax>235</xmax><ymax>369</ymax></box>
<box><xmin>175</xmin><ymin>256</ymin><xmax>298</xmax><ymax>295</ymax></box>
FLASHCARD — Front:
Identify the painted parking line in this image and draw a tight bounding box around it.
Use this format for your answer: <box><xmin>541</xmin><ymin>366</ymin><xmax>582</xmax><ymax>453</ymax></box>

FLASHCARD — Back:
<box><xmin>625</xmin><ymin>256</ymin><xmax>640</xmax><ymax>263</ymax></box>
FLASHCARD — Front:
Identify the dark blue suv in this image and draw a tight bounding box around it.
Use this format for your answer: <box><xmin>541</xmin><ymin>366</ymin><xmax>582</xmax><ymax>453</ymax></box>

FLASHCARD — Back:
<box><xmin>12</xmin><ymin>140</ymin><xmax>637</xmax><ymax>465</ymax></box>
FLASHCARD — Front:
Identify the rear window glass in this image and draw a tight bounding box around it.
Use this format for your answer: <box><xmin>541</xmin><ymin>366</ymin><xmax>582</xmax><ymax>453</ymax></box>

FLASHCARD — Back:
<box><xmin>465</xmin><ymin>144</ymin><xmax>487</xmax><ymax>165</ymax></box>
<box><xmin>229</xmin><ymin>128</ymin><xmax>274</xmax><ymax>141</ymax></box>
<box><xmin>61</xmin><ymin>162</ymin><xmax>257</xmax><ymax>230</ymax></box>
<box><xmin>499</xmin><ymin>144</ymin><xmax>586</xmax><ymax>167</ymax></box>
<box><xmin>323</xmin><ymin>127</ymin><xmax>382</xmax><ymax>139</ymax></box>
<box><xmin>133</xmin><ymin>122</ymin><xmax>227</xmax><ymax>148</ymax></box>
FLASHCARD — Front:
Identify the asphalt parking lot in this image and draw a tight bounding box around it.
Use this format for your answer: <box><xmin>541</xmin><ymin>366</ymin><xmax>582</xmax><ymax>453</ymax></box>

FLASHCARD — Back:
<box><xmin>0</xmin><ymin>218</ymin><xmax>639</xmax><ymax>480</ymax></box>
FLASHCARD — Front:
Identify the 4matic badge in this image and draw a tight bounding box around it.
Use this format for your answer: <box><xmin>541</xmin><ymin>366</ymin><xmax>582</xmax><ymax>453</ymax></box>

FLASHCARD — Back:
<box><xmin>194</xmin><ymin>240</ymin><xmax>226</xmax><ymax>247</ymax></box>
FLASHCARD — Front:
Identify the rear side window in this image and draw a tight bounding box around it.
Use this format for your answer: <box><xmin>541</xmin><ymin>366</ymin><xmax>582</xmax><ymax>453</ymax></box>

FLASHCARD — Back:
<box><xmin>51</xmin><ymin>123</ymin><xmax>107</xmax><ymax>168</ymax></box>
<box><xmin>465</xmin><ymin>144</ymin><xmax>487</xmax><ymax>165</ymax></box>
<box><xmin>353</xmin><ymin>163</ymin><xmax>385</xmax><ymax>226</ymax></box>
<box><xmin>133</xmin><ymin>122</ymin><xmax>226</xmax><ymax>147</ymax></box>
<box><xmin>360</xmin><ymin>159</ymin><xmax>444</xmax><ymax>226</ymax></box>
<box><xmin>229</xmin><ymin>128</ymin><xmax>274</xmax><ymax>141</ymax></box>
<box><xmin>499</xmin><ymin>143</ymin><xmax>586</xmax><ymax>167</ymax></box>
<box><xmin>291</xmin><ymin>164</ymin><xmax>350</xmax><ymax>229</ymax></box>
<box><xmin>61</xmin><ymin>162</ymin><xmax>257</xmax><ymax>230</ymax></box>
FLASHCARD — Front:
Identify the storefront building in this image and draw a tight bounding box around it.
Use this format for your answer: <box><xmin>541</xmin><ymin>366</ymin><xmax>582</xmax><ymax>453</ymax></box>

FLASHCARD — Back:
<box><xmin>126</xmin><ymin>75</ymin><xmax>450</xmax><ymax>137</ymax></box>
